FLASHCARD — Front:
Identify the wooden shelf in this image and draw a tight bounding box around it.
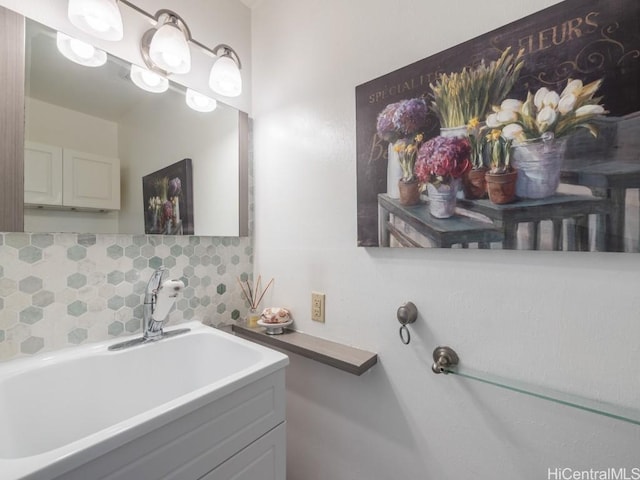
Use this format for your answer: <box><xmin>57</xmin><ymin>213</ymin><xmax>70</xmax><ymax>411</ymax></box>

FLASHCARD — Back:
<box><xmin>232</xmin><ymin>325</ymin><xmax>377</xmax><ymax>376</ymax></box>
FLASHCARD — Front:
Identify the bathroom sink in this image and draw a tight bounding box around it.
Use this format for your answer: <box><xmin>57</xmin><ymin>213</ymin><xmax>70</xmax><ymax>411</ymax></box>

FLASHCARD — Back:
<box><xmin>0</xmin><ymin>321</ymin><xmax>289</xmax><ymax>479</ymax></box>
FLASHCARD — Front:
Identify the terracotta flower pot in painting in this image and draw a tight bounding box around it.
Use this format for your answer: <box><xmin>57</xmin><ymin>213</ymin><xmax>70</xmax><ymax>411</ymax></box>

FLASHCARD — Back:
<box><xmin>462</xmin><ymin>167</ymin><xmax>488</xmax><ymax>199</ymax></box>
<box><xmin>486</xmin><ymin>170</ymin><xmax>517</xmax><ymax>204</ymax></box>
<box><xmin>398</xmin><ymin>178</ymin><xmax>421</xmax><ymax>206</ymax></box>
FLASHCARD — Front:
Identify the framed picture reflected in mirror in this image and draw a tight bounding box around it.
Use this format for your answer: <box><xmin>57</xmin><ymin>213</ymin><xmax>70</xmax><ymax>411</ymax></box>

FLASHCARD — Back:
<box><xmin>142</xmin><ymin>158</ymin><xmax>194</xmax><ymax>235</ymax></box>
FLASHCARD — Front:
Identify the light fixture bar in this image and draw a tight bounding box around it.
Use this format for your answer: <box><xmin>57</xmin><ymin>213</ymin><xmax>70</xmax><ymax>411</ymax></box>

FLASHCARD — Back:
<box><xmin>117</xmin><ymin>0</ymin><xmax>241</xmax><ymax>64</ymax></box>
<box><xmin>83</xmin><ymin>0</ymin><xmax>243</xmax><ymax>95</ymax></box>
<box><xmin>117</xmin><ymin>0</ymin><xmax>152</xmax><ymax>20</ymax></box>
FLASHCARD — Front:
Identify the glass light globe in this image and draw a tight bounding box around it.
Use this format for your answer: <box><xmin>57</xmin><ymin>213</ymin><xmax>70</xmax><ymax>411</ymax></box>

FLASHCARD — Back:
<box><xmin>149</xmin><ymin>23</ymin><xmax>191</xmax><ymax>74</ymax></box>
<box><xmin>130</xmin><ymin>64</ymin><xmax>169</xmax><ymax>93</ymax></box>
<box><xmin>56</xmin><ymin>32</ymin><xmax>107</xmax><ymax>67</ymax></box>
<box><xmin>67</xmin><ymin>0</ymin><xmax>123</xmax><ymax>41</ymax></box>
<box><xmin>141</xmin><ymin>70</ymin><xmax>162</xmax><ymax>87</ymax></box>
<box><xmin>186</xmin><ymin>89</ymin><xmax>217</xmax><ymax>113</ymax></box>
<box><xmin>209</xmin><ymin>55</ymin><xmax>242</xmax><ymax>97</ymax></box>
<box><xmin>68</xmin><ymin>37</ymin><xmax>96</xmax><ymax>60</ymax></box>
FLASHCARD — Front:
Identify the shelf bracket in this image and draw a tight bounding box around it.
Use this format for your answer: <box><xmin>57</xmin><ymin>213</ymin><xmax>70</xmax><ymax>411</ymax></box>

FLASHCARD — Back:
<box><xmin>432</xmin><ymin>346</ymin><xmax>459</xmax><ymax>374</ymax></box>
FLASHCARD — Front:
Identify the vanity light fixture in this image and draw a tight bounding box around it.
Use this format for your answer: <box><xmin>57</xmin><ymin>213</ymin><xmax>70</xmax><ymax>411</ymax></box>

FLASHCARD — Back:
<box><xmin>67</xmin><ymin>0</ymin><xmax>124</xmax><ymax>41</ymax></box>
<box><xmin>67</xmin><ymin>0</ymin><xmax>243</xmax><ymax>97</ymax></box>
<box><xmin>130</xmin><ymin>64</ymin><xmax>169</xmax><ymax>93</ymax></box>
<box><xmin>208</xmin><ymin>45</ymin><xmax>243</xmax><ymax>97</ymax></box>
<box><xmin>185</xmin><ymin>88</ymin><xmax>218</xmax><ymax>113</ymax></box>
<box><xmin>141</xmin><ymin>10</ymin><xmax>192</xmax><ymax>76</ymax></box>
<box><xmin>56</xmin><ymin>32</ymin><xmax>107</xmax><ymax>67</ymax></box>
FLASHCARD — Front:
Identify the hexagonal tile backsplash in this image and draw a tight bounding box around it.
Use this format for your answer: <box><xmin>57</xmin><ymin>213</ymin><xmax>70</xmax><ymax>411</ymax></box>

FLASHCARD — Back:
<box><xmin>0</xmin><ymin>233</ymin><xmax>252</xmax><ymax>361</ymax></box>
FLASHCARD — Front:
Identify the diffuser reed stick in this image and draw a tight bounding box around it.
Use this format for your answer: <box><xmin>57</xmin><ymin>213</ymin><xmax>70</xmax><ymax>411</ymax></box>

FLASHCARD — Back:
<box><xmin>237</xmin><ymin>275</ymin><xmax>274</xmax><ymax>311</ymax></box>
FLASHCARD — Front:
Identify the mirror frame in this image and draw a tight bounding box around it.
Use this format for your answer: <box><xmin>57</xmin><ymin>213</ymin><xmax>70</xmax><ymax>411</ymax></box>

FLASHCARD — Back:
<box><xmin>0</xmin><ymin>6</ymin><xmax>25</xmax><ymax>232</ymax></box>
<box><xmin>0</xmin><ymin>5</ymin><xmax>249</xmax><ymax>237</ymax></box>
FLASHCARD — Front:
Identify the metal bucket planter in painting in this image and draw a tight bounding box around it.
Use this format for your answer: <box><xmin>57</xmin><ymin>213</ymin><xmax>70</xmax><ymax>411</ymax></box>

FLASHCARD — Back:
<box><xmin>426</xmin><ymin>180</ymin><xmax>459</xmax><ymax>218</ymax></box>
<box><xmin>511</xmin><ymin>136</ymin><xmax>567</xmax><ymax>199</ymax></box>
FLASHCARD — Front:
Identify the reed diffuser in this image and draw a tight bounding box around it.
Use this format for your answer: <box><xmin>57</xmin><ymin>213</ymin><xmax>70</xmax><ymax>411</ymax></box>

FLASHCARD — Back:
<box><xmin>237</xmin><ymin>275</ymin><xmax>274</xmax><ymax>327</ymax></box>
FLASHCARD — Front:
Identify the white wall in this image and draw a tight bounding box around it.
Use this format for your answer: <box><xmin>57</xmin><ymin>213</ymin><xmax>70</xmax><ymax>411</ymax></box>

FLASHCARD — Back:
<box><xmin>251</xmin><ymin>1</ymin><xmax>640</xmax><ymax>479</ymax></box>
<box><xmin>117</xmin><ymin>91</ymin><xmax>240</xmax><ymax>236</ymax></box>
<box><xmin>24</xmin><ymin>98</ymin><xmax>119</xmax><ymax>233</ymax></box>
<box><xmin>25</xmin><ymin>98</ymin><xmax>118</xmax><ymax>157</ymax></box>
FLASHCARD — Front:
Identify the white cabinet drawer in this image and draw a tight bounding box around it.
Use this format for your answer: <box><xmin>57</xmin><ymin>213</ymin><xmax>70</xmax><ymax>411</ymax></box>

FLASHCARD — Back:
<box><xmin>59</xmin><ymin>370</ymin><xmax>286</xmax><ymax>480</ymax></box>
<box><xmin>199</xmin><ymin>423</ymin><xmax>286</xmax><ymax>480</ymax></box>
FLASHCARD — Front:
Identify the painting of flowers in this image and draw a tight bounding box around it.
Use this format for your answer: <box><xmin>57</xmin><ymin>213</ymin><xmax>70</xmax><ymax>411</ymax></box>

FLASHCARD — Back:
<box><xmin>356</xmin><ymin>0</ymin><xmax>639</xmax><ymax>252</ymax></box>
<box><xmin>142</xmin><ymin>158</ymin><xmax>194</xmax><ymax>235</ymax></box>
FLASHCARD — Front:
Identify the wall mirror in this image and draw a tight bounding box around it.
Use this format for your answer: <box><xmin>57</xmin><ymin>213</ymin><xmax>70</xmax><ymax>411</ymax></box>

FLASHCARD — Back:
<box><xmin>21</xmin><ymin>17</ymin><xmax>248</xmax><ymax>237</ymax></box>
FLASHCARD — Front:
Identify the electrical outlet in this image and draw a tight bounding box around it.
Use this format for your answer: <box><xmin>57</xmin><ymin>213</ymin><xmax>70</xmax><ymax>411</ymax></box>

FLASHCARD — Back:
<box><xmin>311</xmin><ymin>292</ymin><xmax>325</xmax><ymax>323</ymax></box>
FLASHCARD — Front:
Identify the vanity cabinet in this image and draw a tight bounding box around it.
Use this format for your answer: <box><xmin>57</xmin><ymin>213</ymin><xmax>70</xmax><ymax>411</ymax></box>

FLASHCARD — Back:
<box><xmin>54</xmin><ymin>369</ymin><xmax>287</xmax><ymax>480</ymax></box>
<box><xmin>24</xmin><ymin>141</ymin><xmax>120</xmax><ymax>211</ymax></box>
<box><xmin>200</xmin><ymin>423</ymin><xmax>286</xmax><ymax>480</ymax></box>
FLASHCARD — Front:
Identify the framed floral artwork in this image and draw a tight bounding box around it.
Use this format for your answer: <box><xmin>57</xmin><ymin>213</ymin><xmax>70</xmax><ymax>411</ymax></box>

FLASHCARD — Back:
<box><xmin>356</xmin><ymin>0</ymin><xmax>640</xmax><ymax>252</ymax></box>
<box><xmin>142</xmin><ymin>158</ymin><xmax>194</xmax><ymax>235</ymax></box>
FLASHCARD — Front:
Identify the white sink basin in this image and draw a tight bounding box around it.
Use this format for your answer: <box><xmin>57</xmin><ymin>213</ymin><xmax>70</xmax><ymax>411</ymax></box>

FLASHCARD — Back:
<box><xmin>0</xmin><ymin>321</ymin><xmax>289</xmax><ymax>479</ymax></box>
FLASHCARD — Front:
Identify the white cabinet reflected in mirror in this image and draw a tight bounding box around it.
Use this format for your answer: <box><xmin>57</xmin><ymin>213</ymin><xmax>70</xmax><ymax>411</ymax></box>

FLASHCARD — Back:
<box><xmin>24</xmin><ymin>19</ymin><xmax>247</xmax><ymax>237</ymax></box>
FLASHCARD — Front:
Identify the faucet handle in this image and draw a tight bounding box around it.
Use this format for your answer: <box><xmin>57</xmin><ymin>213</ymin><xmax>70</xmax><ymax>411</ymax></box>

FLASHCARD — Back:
<box><xmin>149</xmin><ymin>279</ymin><xmax>185</xmax><ymax>327</ymax></box>
<box><xmin>162</xmin><ymin>279</ymin><xmax>185</xmax><ymax>297</ymax></box>
<box><xmin>148</xmin><ymin>267</ymin><xmax>167</xmax><ymax>293</ymax></box>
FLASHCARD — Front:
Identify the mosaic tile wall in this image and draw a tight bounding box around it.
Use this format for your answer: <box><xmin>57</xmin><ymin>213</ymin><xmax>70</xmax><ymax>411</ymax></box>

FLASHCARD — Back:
<box><xmin>0</xmin><ymin>232</ymin><xmax>253</xmax><ymax>361</ymax></box>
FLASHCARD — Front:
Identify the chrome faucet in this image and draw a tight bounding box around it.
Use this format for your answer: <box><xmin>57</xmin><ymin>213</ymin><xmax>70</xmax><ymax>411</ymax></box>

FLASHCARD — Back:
<box><xmin>143</xmin><ymin>267</ymin><xmax>184</xmax><ymax>340</ymax></box>
<box><xmin>108</xmin><ymin>267</ymin><xmax>187</xmax><ymax>351</ymax></box>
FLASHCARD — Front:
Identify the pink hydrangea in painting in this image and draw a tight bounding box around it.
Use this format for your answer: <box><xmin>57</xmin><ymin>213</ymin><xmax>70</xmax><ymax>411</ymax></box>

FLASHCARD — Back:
<box><xmin>415</xmin><ymin>136</ymin><xmax>472</xmax><ymax>184</ymax></box>
<box><xmin>163</xmin><ymin>200</ymin><xmax>173</xmax><ymax>222</ymax></box>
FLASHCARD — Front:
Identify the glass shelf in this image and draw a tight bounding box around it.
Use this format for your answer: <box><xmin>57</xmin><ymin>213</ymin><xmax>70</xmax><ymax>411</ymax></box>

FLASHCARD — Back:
<box><xmin>444</xmin><ymin>367</ymin><xmax>640</xmax><ymax>426</ymax></box>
